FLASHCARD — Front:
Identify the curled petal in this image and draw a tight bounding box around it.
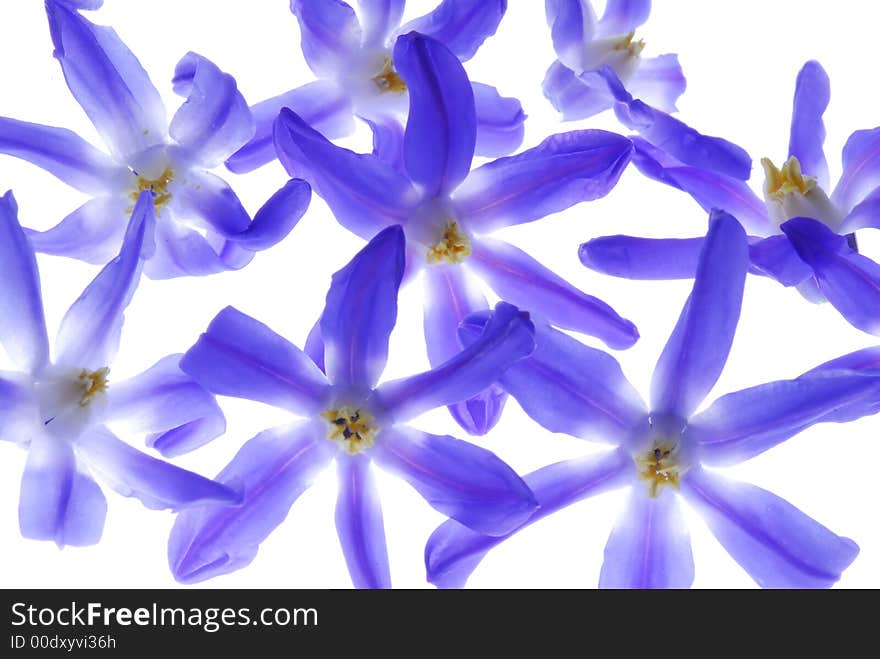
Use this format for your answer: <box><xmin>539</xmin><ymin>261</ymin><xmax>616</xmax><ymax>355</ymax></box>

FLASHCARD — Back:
<box><xmin>367</xmin><ymin>115</ymin><xmax>406</xmax><ymax>174</ymax></box>
<box><xmin>142</xmin><ymin>217</ymin><xmax>253</xmax><ymax>279</ymax></box>
<box><xmin>169</xmin><ymin>422</ymin><xmax>334</xmax><ymax>583</ymax></box>
<box><xmin>401</xmin><ymin>0</ymin><xmax>507</xmax><ymax>62</ymax></box>
<box><xmin>230</xmin><ymin>178</ymin><xmax>311</xmax><ymax>252</ymax></box>
<box><xmin>542</xmin><ymin>60</ymin><xmax>614</xmax><ymax>121</ymax></box>
<box><xmin>579</xmin><ymin>235</ymin><xmax>704</xmax><ymax>280</ymax></box>
<box><xmin>173</xmin><ymin>170</ymin><xmax>251</xmax><ymax>239</ymax></box>
<box><xmin>170</xmin><ymin>52</ymin><xmax>254</xmax><ymax>168</ymax></box>
<box><xmin>373</xmin><ymin>426</ymin><xmax>537</xmax><ymax>535</ymax></box>
<box><xmin>840</xmin><ymin>186</ymin><xmax>880</xmax><ymax>233</ymax></box>
<box><xmin>455</xmin><ymin>129</ymin><xmax>632</xmax><ymax>233</ymax></box>
<box><xmin>599</xmin><ymin>487</ymin><xmax>694</xmax><ymax>589</ymax></box>
<box><xmin>833</xmin><ymin>126</ymin><xmax>880</xmax><ymax>212</ymax></box>
<box><xmin>290</xmin><ymin>0</ymin><xmax>361</xmax><ymax>77</ymax></box>
<box><xmin>472</xmin><ymin>82</ymin><xmax>526</xmax><ymax>158</ymax></box>
<box><xmin>180</xmin><ymin>306</ymin><xmax>329</xmax><ymax>415</ymax></box>
<box><xmin>789</xmin><ymin>60</ymin><xmax>830</xmax><ymax>190</ymax></box>
<box><xmin>682</xmin><ymin>468</ymin><xmax>858</xmax><ymax>588</ymax></box>
<box><xmin>336</xmin><ymin>456</ymin><xmax>391</xmax><ymax>589</ymax></box>
<box><xmin>627</xmin><ymin>54</ymin><xmax>686</xmax><ymax>114</ymax></box>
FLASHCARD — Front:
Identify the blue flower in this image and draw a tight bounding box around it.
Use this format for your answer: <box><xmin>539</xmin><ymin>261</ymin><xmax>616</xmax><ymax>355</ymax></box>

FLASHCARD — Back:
<box><xmin>274</xmin><ymin>31</ymin><xmax>638</xmax><ymax>436</ymax></box>
<box><xmin>426</xmin><ymin>211</ymin><xmax>880</xmax><ymax>588</ymax></box>
<box><xmin>0</xmin><ymin>1</ymin><xmax>310</xmax><ymax>278</ymax></box>
<box><xmin>542</xmin><ymin>1</ymin><xmax>751</xmax><ymax>180</ymax></box>
<box><xmin>0</xmin><ymin>190</ymin><xmax>236</xmax><ymax>547</ymax></box>
<box><xmin>582</xmin><ymin>60</ymin><xmax>880</xmax><ymax>335</ymax></box>
<box><xmin>170</xmin><ymin>225</ymin><xmax>538</xmax><ymax>588</ymax></box>
<box><xmin>226</xmin><ymin>0</ymin><xmax>525</xmax><ymax>173</ymax></box>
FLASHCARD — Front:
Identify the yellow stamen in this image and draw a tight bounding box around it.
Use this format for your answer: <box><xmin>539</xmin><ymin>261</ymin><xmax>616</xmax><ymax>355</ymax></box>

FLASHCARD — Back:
<box><xmin>372</xmin><ymin>57</ymin><xmax>407</xmax><ymax>95</ymax></box>
<box><xmin>613</xmin><ymin>31</ymin><xmax>645</xmax><ymax>57</ymax></box>
<box><xmin>636</xmin><ymin>442</ymin><xmax>681</xmax><ymax>498</ymax></box>
<box><xmin>130</xmin><ymin>166</ymin><xmax>174</xmax><ymax>212</ymax></box>
<box><xmin>762</xmin><ymin>156</ymin><xmax>816</xmax><ymax>199</ymax></box>
<box><xmin>426</xmin><ymin>221</ymin><xmax>472</xmax><ymax>265</ymax></box>
<box><xmin>77</xmin><ymin>367</ymin><xmax>110</xmax><ymax>407</ymax></box>
<box><xmin>321</xmin><ymin>406</ymin><xmax>379</xmax><ymax>455</ymax></box>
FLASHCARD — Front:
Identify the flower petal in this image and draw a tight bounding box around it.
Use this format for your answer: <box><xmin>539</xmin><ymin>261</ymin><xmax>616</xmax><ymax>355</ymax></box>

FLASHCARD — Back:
<box><xmin>230</xmin><ymin>178</ymin><xmax>311</xmax><ymax>252</ymax></box>
<box><xmin>596</xmin><ymin>0</ymin><xmax>651</xmax><ymax>36</ymax></box>
<box><xmin>358</xmin><ymin>0</ymin><xmax>404</xmax><ymax>48</ymax></box>
<box><xmin>455</xmin><ymin>129</ymin><xmax>632</xmax><ymax>233</ymax></box>
<box><xmin>460</xmin><ymin>316</ymin><xmax>645</xmax><ymax>443</ymax></box>
<box><xmin>651</xmin><ymin>210</ymin><xmax>748</xmax><ymax>419</ymax></box>
<box><xmin>544</xmin><ymin>0</ymin><xmax>597</xmax><ymax>72</ymax></box>
<box><xmin>274</xmin><ymin>108</ymin><xmax>417</xmax><ymax>238</ymax></box>
<box><xmin>0</xmin><ymin>375</ymin><xmax>35</xmax><ymax>443</ymax></box>
<box><xmin>104</xmin><ymin>354</ymin><xmax>225</xmax><ymax>457</ymax></box>
<box><xmin>748</xmin><ymin>234</ymin><xmax>813</xmax><ymax>287</ymax></box>
<box><xmin>393</xmin><ymin>32</ymin><xmax>476</xmax><ymax>197</ymax></box>
<box><xmin>322</xmin><ymin>225</ymin><xmax>405</xmax><ymax>388</ymax></box>
<box><xmin>54</xmin><ymin>191</ymin><xmax>154</xmax><ymax>370</ymax></box>
<box><xmin>682</xmin><ymin>468</ymin><xmax>858</xmax><ymax>588</ymax></box>
<box><xmin>377</xmin><ymin>301</ymin><xmax>533</xmax><ymax>422</ymax></box>
<box><xmin>226</xmin><ymin>81</ymin><xmax>354</xmax><ymax>174</ymax></box>
<box><xmin>142</xmin><ymin>217</ymin><xmax>253</xmax><ymax>279</ymax></box>
<box><xmin>400</xmin><ymin>0</ymin><xmax>507</xmax><ymax>62</ymax></box>
<box><xmin>366</xmin><ymin>115</ymin><xmax>406</xmax><ymax>174</ymax></box>
<box><xmin>579</xmin><ymin>235</ymin><xmax>704</xmax><ymax>280</ymax></box>
<box><xmin>180</xmin><ymin>306</ymin><xmax>329</xmax><ymax>415</ymax></box>
<box><xmin>0</xmin><ymin>117</ymin><xmax>120</xmax><ymax>194</ymax></box>
<box><xmin>687</xmin><ymin>374</ymin><xmax>880</xmax><ymax>466</ymax></box>
<box><xmin>169</xmin><ymin>422</ymin><xmax>334</xmax><ymax>583</ymax></box>
<box><xmin>789</xmin><ymin>61</ymin><xmax>830</xmax><ymax>190</ymax></box>
<box><xmin>599</xmin><ymin>487</ymin><xmax>694</xmax><ymax>588</ymax></box>
<box><xmin>470</xmin><ymin>237</ymin><xmax>639</xmax><ymax>349</ymax></box>
<box><xmin>169</xmin><ymin>52</ymin><xmax>254</xmax><ymax>168</ymax></box>
<box><xmin>840</xmin><ymin>186</ymin><xmax>880</xmax><ymax>233</ymax></box>
<box><xmin>426</xmin><ymin>448</ymin><xmax>633</xmax><ymax>587</ymax></box>
<box><xmin>782</xmin><ymin>216</ymin><xmax>880</xmax><ymax>335</ymax></box>
<box><xmin>19</xmin><ymin>433</ymin><xmax>106</xmax><ymax>547</ymax></box>
<box><xmin>542</xmin><ymin>60</ymin><xmax>614</xmax><ymax>121</ymax></box>
<box><xmin>0</xmin><ymin>191</ymin><xmax>50</xmax><ymax>374</ymax></box>
<box><xmin>173</xmin><ymin>170</ymin><xmax>251</xmax><ymax>238</ymax></box>
<box><xmin>290</xmin><ymin>0</ymin><xmax>361</xmax><ymax>77</ymax></box>
<box><xmin>799</xmin><ymin>348</ymin><xmax>880</xmax><ymax>423</ymax></box>
<box><xmin>833</xmin><ymin>126</ymin><xmax>880</xmax><ymax>212</ymax></box>
<box><xmin>25</xmin><ymin>196</ymin><xmax>128</xmax><ymax>265</ymax></box>
<box><xmin>472</xmin><ymin>82</ymin><xmax>525</xmax><ymax>158</ymax></box>
<box><xmin>46</xmin><ymin>0</ymin><xmax>166</xmax><ymax>161</ymax></box>
<box><xmin>77</xmin><ymin>426</ymin><xmax>238</xmax><ymax>511</ymax></box>
<box><xmin>373</xmin><ymin>426</ymin><xmax>537</xmax><ymax>535</ymax></box>
<box><xmin>626</xmin><ymin>54</ymin><xmax>686</xmax><ymax>114</ymax></box>
<box><xmin>335</xmin><ymin>455</ymin><xmax>391</xmax><ymax>589</ymax></box>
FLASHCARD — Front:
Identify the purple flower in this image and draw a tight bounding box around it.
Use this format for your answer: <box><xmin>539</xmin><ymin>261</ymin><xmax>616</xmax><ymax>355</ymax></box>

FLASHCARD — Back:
<box><xmin>0</xmin><ymin>190</ymin><xmax>235</xmax><ymax>548</ymax></box>
<box><xmin>274</xmin><ymin>31</ymin><xmax>638</xmax><ymax>436</ymax></box>
<box><xmin>582</xmin><ymin>60</ymin><xmax>880</xmax><ymax>335</ymax></box>
<box><xmin>0</xmin><ymin>1</ymin><xmax>310</xmax><ymax>278</ymax></box>
<box><xmin>426</xmin><ymin>211</ymin><xmax>879</xmax><ymax>588</ymax></box>
<box><xmin>170</xmin><ymin>225</ymin><xmax>538</xmax><ymax>588</ymax></box>
<box><xmin>542</xmin><ymin>1</ymin><xmax>750</xmax><ymax>180</ymax></box>
<box><xmin>226</xmin><ymin>0</ymin><xmax>524</xmax><ymax>173</ymax></box>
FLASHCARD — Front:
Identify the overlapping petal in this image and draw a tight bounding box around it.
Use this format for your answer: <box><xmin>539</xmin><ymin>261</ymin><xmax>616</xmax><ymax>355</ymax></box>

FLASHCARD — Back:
<box><xmin>579</xmin><ymin>235</ymin><xmax>703</xmax><ymax>280</ymax></box>
<box><xmin>833</xmin><ymin>126</ymin><xmax>880</xmax><ymax>212</ymax></box>
<box><xmin>290</xmin><ymin>0</ymin><xmax>361</xmax><ymax>77</ymax></box>
<box><xmin>626</xmin><ymin>54</ymin><xmax>686</xmax><ymax>113</ymax></box>
<box><xmin>401</xmin><ymin>0</ymin><xmax>507</xmax><ymax>62</ymax></box>
<box><xmin>544</xmin><ymin>0</ymin><xmax>597</xmax><ymax>72</ymax></box>
<box><xmin>230</xmin><ymin>178</ymin><xmax>311</xmax><ymax>252</ymax></box>
<box><xmin>472</xmin><ymin>82</ymin><xmax>525</xmax><ymax>158</ymax></box>
<box><xmin>173</xmin><ymin>170</ymin><xmax>251</xmax><ymax>238</ymax></box>
<box><xmin>542</xmin><ymin>60</ymin><xmax>614</xmax><ymax>121</ymax></box>
<box><xmin>596</xmin><ymin>0</ymin><xmax>651</xmax><ymax>37</ymax></box>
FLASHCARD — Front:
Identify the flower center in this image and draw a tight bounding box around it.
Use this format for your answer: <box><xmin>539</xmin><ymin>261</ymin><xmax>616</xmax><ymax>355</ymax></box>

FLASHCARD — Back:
<box><xmin>130</xmin><ymin>166</ymin><xmax>174</xmax><ymax>213</ymax></box>
<box><xmin>635</xmin><ymin>441</ymin><xmax>682</xmax><ymax>498</ymax></box>
<box><xmin>612</xmin><ymin>31</ymin><xmax>646</xmax><ymax>58</ymax></box>
<box><xmin>761</xmin><ymin>155</ymin><xmax>843</xmax><ymax>230</ymax></box>
<box><xmin>77</xmin><ymin>367</ymin><xmax>109</xmax><ymax>407</ymax></box>
<box><xmin>321</xmin><ymin>406</ymin><xmax>379</xmax><ymax>454</ymax></box>
<box><xmin>372</xmin><ymin>57</ymin><xmax>407</xmax><ymax>95</ymax></box>
<box><xmin>426</xmin><ymin>221</ymin><xmax>472</xmax><ymax>265</ymax></box>
<box><xmin>762</xmin><ymin>156</ymin><xmax>815</xmax><ymax>199</ymax></box>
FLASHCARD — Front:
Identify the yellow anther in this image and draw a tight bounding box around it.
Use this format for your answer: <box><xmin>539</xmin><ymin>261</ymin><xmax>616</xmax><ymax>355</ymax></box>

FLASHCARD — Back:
<box><xmin>613</xmin><ymin>31</ymin><xmax>645</xmax><ymax>57</ymax></box>
<box><xmin>762</xmin><ymin>156</ymin><xmax>816</xmax><ymax>199</ymax></box>
<box><xmin>636</xmin><ymin>442</ymin><xmax>681</xmax><ymax>498</ymax></box>
<box><xmin>77</xmin><ymin>367</ymin><xmax>110</xmax><ymax>407</ymax></box>
<box><xmin>372</xmin><ymin>57</ymin><xmax>407</xmax><ymax>94</ymax></box>
<box><xmin>321</xmin><ymin>406</ymin><xmax>379</xmax><ymax>454</ymax></box>
<box><xmin>130</xmin><ymin>166</ymin><xmax>174</xmax><ymax>212</ymax></box>
<box><xmin>426</xmin><ymin>221</ymin><xmax>472</xmax><ymax>265</ymax></box>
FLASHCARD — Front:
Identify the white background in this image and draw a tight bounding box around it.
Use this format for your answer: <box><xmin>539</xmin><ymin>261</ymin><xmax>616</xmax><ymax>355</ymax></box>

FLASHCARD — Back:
<box><xmin>1</xmin><ymin>0</ymin><xmax>878</xmax><ymax>589</ymax></box>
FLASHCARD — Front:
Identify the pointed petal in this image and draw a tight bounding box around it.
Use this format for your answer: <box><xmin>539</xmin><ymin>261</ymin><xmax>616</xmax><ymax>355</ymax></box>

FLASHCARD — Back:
<box><xmin>291</xmin><ymin>0</ymin><xmax>361</xmax><ymax>77</ymax></box>
<box><xmin>169</xmin><ymin>422</ymin><xmax>333</xmax><ymax>583</ymax></box>
<box><xmin>460</xmin><ymin>316</ymin><xmax>645</xmax><ymax>443</ymax></box>
<box><xmin>104</xmin><ymin>354</ymin><xmax>225</xmax><ymax>457</ymax></box>
<box><xmin>230</xmin><ymin>178</ymin><xmax>311</xmax><ymax>252</ymax></box>
<box><xmin>180</xmin><ymin>306</ymin><xmax>329</xmax><ymax>415</ymax></box>
<box><xmin>377</xmin><ymin>301</ymin><xmax>534</xmax><ymax>423</ymax></box>
<box><xmin>226</xmin><ymin>81</ymin><xmax>354</xmax><ymax>174</ymax></box>
<box><xmin>0</xmin><ymin>191</ymin><xmax>50</xmax><ymax>374</ymax></box>
<box><xmin>651</xmin><ymin>211</ymin><xmax>748</xmax><ymax>419</ymax></box>
<box><xmin>579</xmin><ymin>235</ymin><xmax>704</xmax><ymax>280</ymax></box>
<box><xmin>373</xmin><ymin>426</ymin><xmax>537</xmax><ymax>535</ymax></box>
<box><xmin>46</xmin><ymin>0</ymin><xmax>166</xmax><ymax>160</ymax></box>
<box><xmin>169</xmin><ymin>52</ymin><xmax>254</xmax><ymax>168</ymax></box>
<box><xmin>426</xmin><ymin>448</ymin><xmax>633</xmax><ymax>588</ymax></box>
<box><xmin>544</xmin><ymin>0</ymin><xmax>597</xmax><ymax>72</ymax></box>
<box><xmin>0</xmin><ymin>117</ymin><xmax>119</xmax><ymax>194</ymax></box>
<box><xmin>358</xmin><ymin>0</ymin><xmax>404</xmax><ymax>48</ymax></box>
<box><xmin>274</xmin><ymin>108</ymin><xmax>417</xmax><ymax>238</ymax></box>
<box><xmin>336</xmin><ymin>456</ymin><xmax>391</xmax><ymax>588</ymax></box>
<box><xmin>789</xmin><ymin>61</ymin><xmax>830</xmax><ymax>189</ymax></box>
<box><xmin>472</xmin><ymin>82</ymin><xmax>525</xmax><ymax>158</ymax></box>
<box><xmin>599</xmin><ymin>488</ymin><xmax>694</xmax><ymax>588</ymax></box>
<box><xmin>455</xmin><ymin>129</ymin><xmax>632</xmax><ymax>233</ymax></box>
<box><xmin>626</xmin><ymin>54</ymin><xmax>686</xmax><ymax>114</ymax></box>
<box><xmin>19</xmin><ymin>433</ymin><xmax>106</xmax><ymax>547</ymax></box>
<box><xmin>400</xmin><ymin>0</ymin><xmax>507</xmax><ymax>62</ymax></box>
<box><xmin>833</xmin><ymin>126</ymin><xmax>880</xmax><ymax>212</ymax></box>
<box><xmin>54</xmin><ymin>191</ymin><xmax>154</xmax><ymax>370</ymax></box>
<box><xmin>470</xmin><ymin>237</ymin><xmax>639</xmax><ymax>348</ymax></box>
<box><xmin>597</xmin><ymin>0</ymin><xmax>651</xmax><ymax>36</ymax></box>
<box><xmin>322</xmin><ymin>225</ymin><xmax>405</xmax><ymax>388</ymax></box>
<box><xmin>25</xmin><ymin>196</ymin><xmax>128</xmax><ymax>265</ymax></box>
<box><xmin>394</xmin><ymin>32</ymin><xmax>476</xmax><ymax>196</ymax></box>
<box><xmin>682</xmin><ymin>469</ymin><xmax>858</xmax><ymax>588</ymax></box>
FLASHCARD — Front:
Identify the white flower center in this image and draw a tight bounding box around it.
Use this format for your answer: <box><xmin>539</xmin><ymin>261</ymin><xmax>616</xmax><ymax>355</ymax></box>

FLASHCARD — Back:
<box><xmin>321</xmin><ymin>405</ymin><xmax>379</xmax><ymax>455</ymax></box>
<box><xmin>761</xmin><ymin>156</ymin><xmax>843</xmax><ymax>231</ymax></box>
<box><xmin>634</xmin><ymin>438</ymin><xmax>688</xmax><ymax>498</ymax></box>
<box><xmin>581</xmin><ymin>31</ymin><xmax>645</xmax><ymax>82</ymax></box>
